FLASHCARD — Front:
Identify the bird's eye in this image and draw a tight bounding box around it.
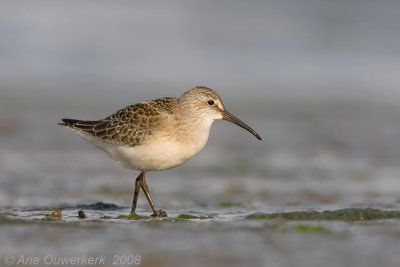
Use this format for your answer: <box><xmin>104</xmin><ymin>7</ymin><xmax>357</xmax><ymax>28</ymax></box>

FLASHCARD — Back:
<box><xmin>208</xmin><ymin>100</ymin><xmax>214</xmax><ymax>105</ymax></box>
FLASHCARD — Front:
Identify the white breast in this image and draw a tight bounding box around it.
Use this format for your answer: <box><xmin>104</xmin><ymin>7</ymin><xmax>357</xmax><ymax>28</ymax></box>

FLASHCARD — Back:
<box><xmin>75</xmin><ymin>123</ymin><xmax>211</xmax><ymax>171</ymax></box>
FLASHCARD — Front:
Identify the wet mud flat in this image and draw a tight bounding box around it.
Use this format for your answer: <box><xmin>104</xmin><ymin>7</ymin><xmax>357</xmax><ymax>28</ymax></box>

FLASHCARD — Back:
<box><xmin>2</xmin><ymin>203</ymin><xmax>400</xmax><ymax>267</ymax></box>
<box><xmin>2</xmin><ymin>101</ymin><xmax>400</xmax><ymax>267</ymax></box>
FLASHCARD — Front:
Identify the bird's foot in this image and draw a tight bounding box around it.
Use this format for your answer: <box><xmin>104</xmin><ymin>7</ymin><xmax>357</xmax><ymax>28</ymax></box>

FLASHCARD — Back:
<box><xmin>151</xmin><ymin>209</ymin><xmax>167</xmax><ymax>217</ymax></box>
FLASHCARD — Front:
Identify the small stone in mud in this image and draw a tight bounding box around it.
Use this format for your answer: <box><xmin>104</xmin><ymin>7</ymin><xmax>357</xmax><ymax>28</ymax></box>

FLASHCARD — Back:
<box><xmin>42</xmin><ymin>210</ymin><xmax>61</xmax><ymax>221</ymax></box>
<box><xmin>78</xmin><ymin>209</ymin><xmax>87</xmax><ymax>219</ymax></box>
<box><xmin>50</xmin><ymin>210</ymin><xmax>62</xmax><ymax>218</ymax></box>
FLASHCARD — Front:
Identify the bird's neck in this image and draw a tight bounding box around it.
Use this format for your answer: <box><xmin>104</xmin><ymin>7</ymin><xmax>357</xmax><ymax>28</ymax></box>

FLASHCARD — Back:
<box><xmin>175</xmin><ymin>108</ymin><xmax>214</xmax><ymax>154</ymax></box>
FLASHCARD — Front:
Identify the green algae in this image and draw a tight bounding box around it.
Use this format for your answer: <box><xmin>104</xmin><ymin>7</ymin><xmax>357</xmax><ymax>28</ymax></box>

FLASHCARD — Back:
<box><xmin>177</xmin><ymin>214</ymin><xmax>213</xmax><ymax>220</ymax></box>
<box><xmin>292</xmin><ymin>224</ymin><xmax>329</xmax><ymax>233</ymax></box>
<box><xmin>116</xmin><ymin>213</ymin><xmax>140</xmax><ymax>219</ymax></box>
<box><xmin>245</xmin><ymin>208</ymin><xmax>400</xmax><ymax>221</ymax></box>
<box><xmin>42</xmin><ymin>215</ymin><xmax>59</xmax><ymax>221</ymax></box>
<box><xmin>116</xmin><ymin>213</ymin><xmax>150</xmax><ymax>220</ymax></box>
<box><xmin>177</xmin><ymin>214</ymin><xmax>198</xmax><ymax>219</ymax></box>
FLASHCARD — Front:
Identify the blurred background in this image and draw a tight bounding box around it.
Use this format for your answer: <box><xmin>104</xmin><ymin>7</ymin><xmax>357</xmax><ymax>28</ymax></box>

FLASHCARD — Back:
<box><xmin>1</xmin><ymin>1</ymin><xmax>400</xmax><ymax>266</ymax></box>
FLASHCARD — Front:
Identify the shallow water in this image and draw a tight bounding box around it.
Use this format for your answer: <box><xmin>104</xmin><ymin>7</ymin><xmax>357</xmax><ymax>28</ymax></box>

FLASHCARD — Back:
<box><xmin>2</xmin><ymin>206</ymin><xmax>400</xmax><ymax>267</ymax></box>
<box><xmin>2</xmin><ymin>99</ymin><xmax>400</xmax><ymax>267</ymax></box>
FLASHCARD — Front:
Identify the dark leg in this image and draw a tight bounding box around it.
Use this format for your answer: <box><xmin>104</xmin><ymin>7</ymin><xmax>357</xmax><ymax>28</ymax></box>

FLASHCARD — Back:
<box><xmin>131</xmin><ymin>170</ymin><xmax>144</xmax><ymax>214</ymax></box>
<box><xmin>141</xmin><ymin>174</ymin><xmax>167</xmax><ymax>217</ymax></box>
<box><xmin>131</xmin><ymin>170</ymin><xmax>167</xmax><ymax>217</ymax></box>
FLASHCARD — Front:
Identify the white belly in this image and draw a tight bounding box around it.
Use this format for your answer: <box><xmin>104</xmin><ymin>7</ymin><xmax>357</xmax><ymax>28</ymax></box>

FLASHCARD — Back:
<box><xmin>77</xmin><ymin>131</ymin><xmax>209</xmax><ymax>171</ymax></box>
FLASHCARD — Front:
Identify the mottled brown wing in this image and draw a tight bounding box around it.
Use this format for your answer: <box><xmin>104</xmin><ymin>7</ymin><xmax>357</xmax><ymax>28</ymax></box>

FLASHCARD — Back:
<box><xmin>61</xmin><ymin>97</ymin><xmax>177</xmax><ymax>146</ymax></box>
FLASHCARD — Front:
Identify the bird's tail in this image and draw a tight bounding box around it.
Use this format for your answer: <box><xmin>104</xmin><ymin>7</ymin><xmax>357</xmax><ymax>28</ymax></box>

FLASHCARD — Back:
<box><xmin>58</xmin><ymin>118</ymin><xmax>80</xmax><ymax>127</ymax></box>
<box><xmin>58</xmin><ymin>118</ymin><xmax>105</xmax><ymax>136</ymax></box>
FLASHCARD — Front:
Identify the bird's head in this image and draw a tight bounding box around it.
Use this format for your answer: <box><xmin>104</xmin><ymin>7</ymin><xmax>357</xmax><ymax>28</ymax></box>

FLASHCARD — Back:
<box><xmin>179</xmin><ymin>86</ymin><xmax>262</xmax><ymax>140</ymax></box>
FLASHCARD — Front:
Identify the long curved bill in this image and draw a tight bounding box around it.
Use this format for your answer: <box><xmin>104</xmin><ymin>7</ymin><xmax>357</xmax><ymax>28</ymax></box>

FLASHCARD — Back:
<box><xmin>223</xmin><ymin>110</ymin><xmax>262</xmax><ymax>140</ymax></box>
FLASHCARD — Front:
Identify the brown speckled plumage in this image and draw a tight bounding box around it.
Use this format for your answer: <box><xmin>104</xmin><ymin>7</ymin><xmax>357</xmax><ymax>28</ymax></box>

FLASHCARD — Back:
<box><xmin>60</xmin><ymin>97</ymin><xmax>178</xmax><ymax>146</ymax></box>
